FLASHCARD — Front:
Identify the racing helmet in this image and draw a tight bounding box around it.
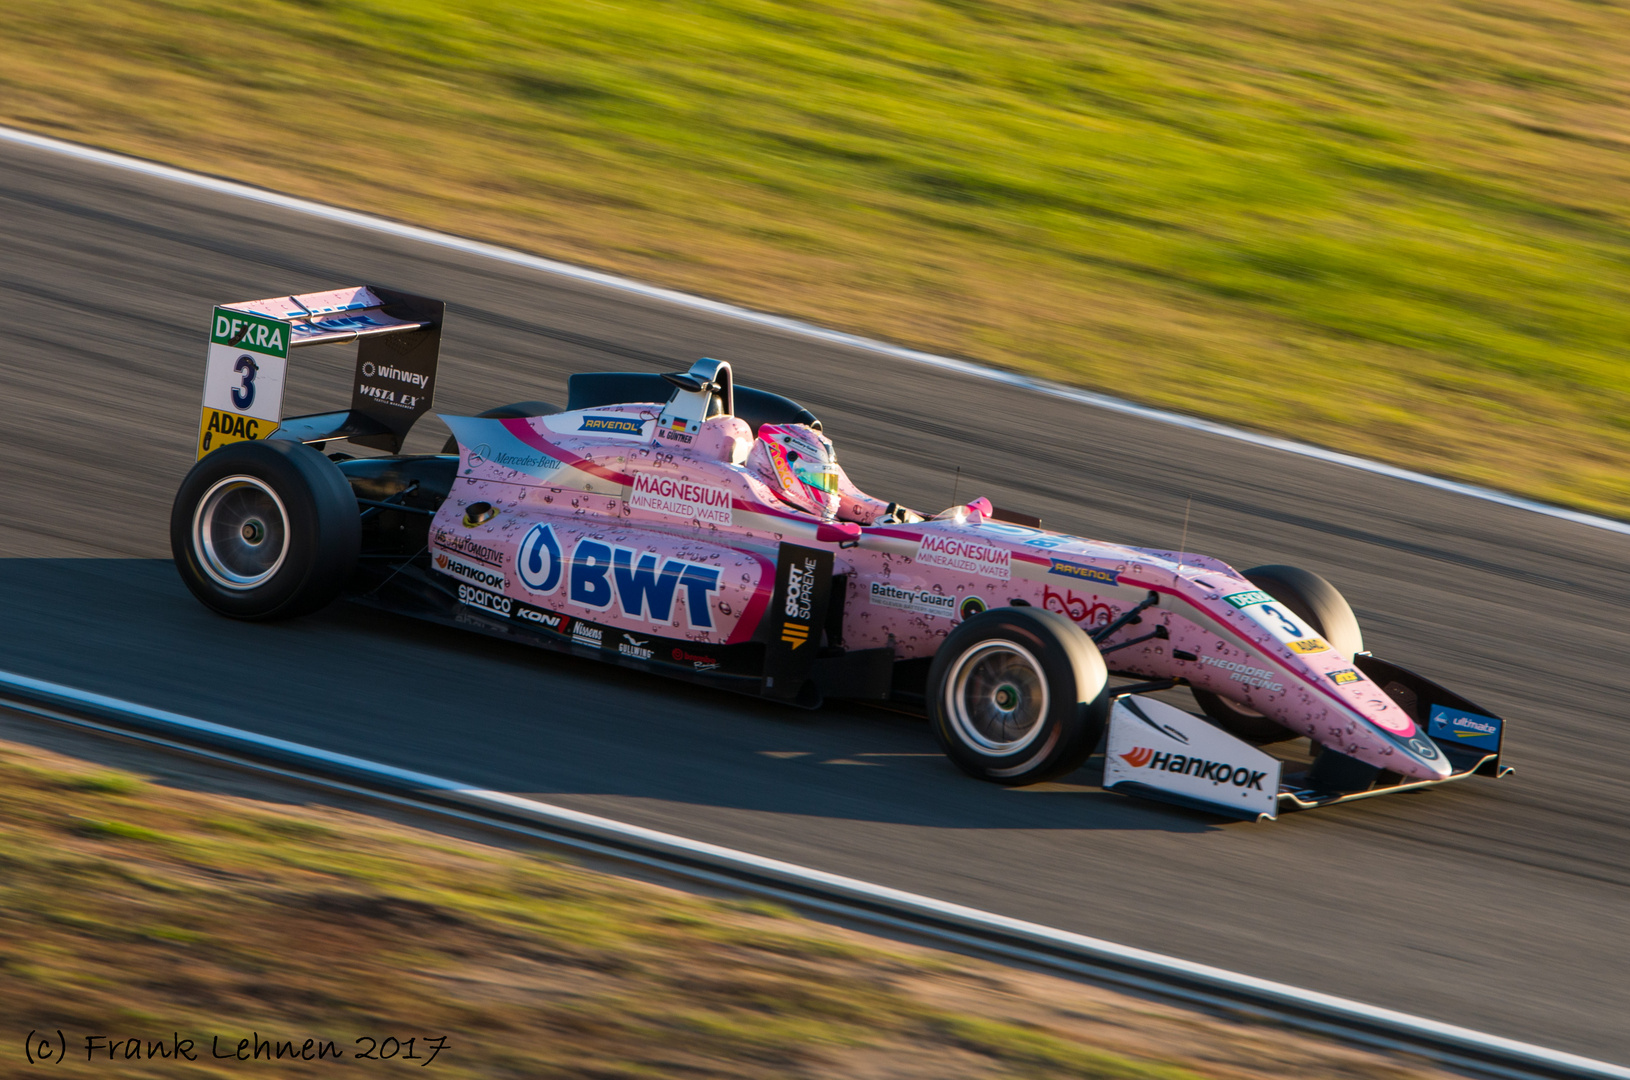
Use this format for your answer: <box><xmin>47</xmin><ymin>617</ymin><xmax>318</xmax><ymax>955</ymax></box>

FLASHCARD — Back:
<box><xmin>746</xmin><ymin>423</ymin><xmax>841</xmax><ymax>519</ymax></box>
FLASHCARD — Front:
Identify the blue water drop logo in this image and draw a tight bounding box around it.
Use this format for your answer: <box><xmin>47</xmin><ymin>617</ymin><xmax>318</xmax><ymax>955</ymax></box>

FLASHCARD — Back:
<box><xmin>518</xmin><ymin>523</ymin><xmax>562</xmax><ymax>594</ymax></box>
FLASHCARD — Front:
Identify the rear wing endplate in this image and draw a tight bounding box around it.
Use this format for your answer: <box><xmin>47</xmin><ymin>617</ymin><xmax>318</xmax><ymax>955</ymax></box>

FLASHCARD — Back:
<box><xmin>196</xmin><ymin>285</ymin><xmax>444</xmax><ymax>459</ymax></box>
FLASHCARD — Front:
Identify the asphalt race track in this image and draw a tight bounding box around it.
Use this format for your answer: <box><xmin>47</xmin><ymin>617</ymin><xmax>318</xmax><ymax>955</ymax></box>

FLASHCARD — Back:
<box><xmin>3</xmin><ymin>136</ymin><xmax>1629</xmax><ymax>1062</ymax></box>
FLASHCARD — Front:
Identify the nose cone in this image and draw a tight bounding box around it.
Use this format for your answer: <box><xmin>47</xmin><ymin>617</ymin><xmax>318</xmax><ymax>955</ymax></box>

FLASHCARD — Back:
<box><xmin>1385</xmin><ymin>727</ymin><xmax>1454</xmax><ymax>781</ymax></box>
<box><xmin>1327</xmin><ymin>676</ymin><xmax>1450</xmax><ymax>781</ymax></box>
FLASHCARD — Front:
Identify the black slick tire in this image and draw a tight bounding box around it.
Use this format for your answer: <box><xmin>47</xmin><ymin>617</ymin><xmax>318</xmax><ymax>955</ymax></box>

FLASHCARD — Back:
<box><xmin>170</xmin><ymin>440</ymin><xmax>361</xmax><ymax>621</ymax></box>
<box><xmin>1192</xmin><ymin>564</ymin><xmax>1364</xmax><ymax>744</ymax></box>
<box><xmin>928</xmin><ymin>607</ymin><xmax>1109</xmax><ymax>786</ymax></box>
<box><xmin>441</xmin><ymin>401</ymin><xmax>560</xmax><ymax>454</ymax></box>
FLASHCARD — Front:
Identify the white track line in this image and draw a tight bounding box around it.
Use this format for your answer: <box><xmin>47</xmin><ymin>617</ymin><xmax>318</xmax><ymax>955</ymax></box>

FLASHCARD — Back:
<box><xmin>2</xmin><ymin>667</ymin><xmax>1626</xmax><ymax>1078</ymax></box>
<box><xmin>2</xmin><ymin>124</ymin><xmax>1624</xmax><ymax>539</ymax></box>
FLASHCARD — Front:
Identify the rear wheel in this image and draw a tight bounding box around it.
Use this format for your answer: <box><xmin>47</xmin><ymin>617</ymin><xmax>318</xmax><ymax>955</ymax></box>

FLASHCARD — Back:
<box><xmin>1192</xmin><ymin>564</ymin><xmax>1364</xmax><ymax>744</ymax></box>
<box><xmin>929</xmin><ymin>607</ymin><xmax>1109</xmax><ymax>785</ymax></box>
<box><xmin>441</xmin><ymin>401</ymin><xmax>560</xmax><ymax>454</ymax></box>
<box><xmin>171</xmin><ymin>440</ymin><xmax>360</xmax><ymax>620</ymax></box>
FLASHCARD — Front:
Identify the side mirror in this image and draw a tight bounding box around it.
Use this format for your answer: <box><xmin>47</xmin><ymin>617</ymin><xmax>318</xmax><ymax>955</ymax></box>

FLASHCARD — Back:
<box><xmin>816</xmin><ymin>521</ymin><xmax>863</xmax><ymax>545</ymax></box>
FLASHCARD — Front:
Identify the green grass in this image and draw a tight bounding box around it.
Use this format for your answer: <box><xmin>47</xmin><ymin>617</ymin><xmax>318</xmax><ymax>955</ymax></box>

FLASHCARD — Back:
<box><xmin>4</xmin><ymin>0</ymin><xmax>1630</xmax><ymax>512</ymax></box>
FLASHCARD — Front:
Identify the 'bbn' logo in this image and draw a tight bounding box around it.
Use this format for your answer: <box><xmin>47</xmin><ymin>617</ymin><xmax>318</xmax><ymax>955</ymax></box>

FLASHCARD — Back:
<box><xmin>518</xmin><ymin>524</ymin><xmax>563</xmax><ymax>594</ymax></box>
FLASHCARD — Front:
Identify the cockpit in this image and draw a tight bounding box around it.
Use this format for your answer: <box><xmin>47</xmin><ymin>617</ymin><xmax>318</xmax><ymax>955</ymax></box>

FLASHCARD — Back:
<box><xmin>567</xmin><ymin>358</ymin><xmax>920</xmax><ymax>525</ymax></box>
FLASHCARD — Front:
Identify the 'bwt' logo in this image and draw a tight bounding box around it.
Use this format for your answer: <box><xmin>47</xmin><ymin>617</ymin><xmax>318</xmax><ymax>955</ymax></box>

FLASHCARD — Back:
<box><xmin>519</xmin><ymin>523</ymin><xmax>720</xmax><ymax>628</ymax></box>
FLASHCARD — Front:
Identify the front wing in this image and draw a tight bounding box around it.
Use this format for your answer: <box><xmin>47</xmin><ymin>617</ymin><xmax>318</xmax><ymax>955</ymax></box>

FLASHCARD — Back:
<box><xmin>1104</xmin><ymin>656</ymin><xmax>1510</xmax><ymax>821</ymax></box>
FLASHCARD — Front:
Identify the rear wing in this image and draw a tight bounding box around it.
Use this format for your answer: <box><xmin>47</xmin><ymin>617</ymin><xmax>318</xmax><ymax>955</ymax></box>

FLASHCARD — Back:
<box><xmin>196</xmin><ymin>285</ymin><xmax>444</xmax><ymax>459</ymax></box>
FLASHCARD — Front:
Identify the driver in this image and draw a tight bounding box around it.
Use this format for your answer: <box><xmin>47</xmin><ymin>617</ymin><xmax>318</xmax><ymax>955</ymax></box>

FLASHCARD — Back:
<box><xmin>745</xmin><ymin>423</ymin><xmax>912</xmax><ymax>525</ymax></box>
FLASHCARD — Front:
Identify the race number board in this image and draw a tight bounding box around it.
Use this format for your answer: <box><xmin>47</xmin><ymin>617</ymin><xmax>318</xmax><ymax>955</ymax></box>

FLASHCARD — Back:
<box><xmin>197</xmin><ymin>308</ymin><xmax>289</xmax><ymax>458</ymax></box>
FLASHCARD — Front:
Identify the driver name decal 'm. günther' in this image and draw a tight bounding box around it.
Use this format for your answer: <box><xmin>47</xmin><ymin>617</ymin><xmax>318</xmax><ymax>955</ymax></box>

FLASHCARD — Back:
<box><xmin>914</xmin><ymin>534</ymin><xmax>1011</xmax><ymax>579</ymax></box>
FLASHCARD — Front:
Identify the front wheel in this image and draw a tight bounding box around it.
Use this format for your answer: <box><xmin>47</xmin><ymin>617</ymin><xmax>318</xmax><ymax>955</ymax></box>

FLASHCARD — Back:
<box><xmin>928</xmin><ymin>607</ymin><xmax>1110</xmax><ymax>786</ymax></box>
<box><xmin>170</xmin><ymin>440</ymin><xmax>360</xmax><ymax>620</ymax></box>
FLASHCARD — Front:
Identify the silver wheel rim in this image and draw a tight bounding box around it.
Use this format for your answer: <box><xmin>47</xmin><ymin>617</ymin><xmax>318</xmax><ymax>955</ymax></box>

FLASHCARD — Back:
<box><xmin>945</xmin><ymin>641</ymin><xmax>1050</xmax><ymax>755</ymax></box>
<box><xmin>193</xmin><ymin>476</ymin><xmax>289</xmax><ymax>590</ymax></box>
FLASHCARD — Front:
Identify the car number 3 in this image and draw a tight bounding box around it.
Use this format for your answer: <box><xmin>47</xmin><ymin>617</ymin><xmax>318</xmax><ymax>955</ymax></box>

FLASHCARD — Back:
<box><xmin>231</xmin><ymin>353</ymin><xmax>258</xmax><ymax>410</ymax></box>
<box><xmin>1260</xmin><ymin>603</ymin><xmax>1301</xmax><ymax>636</ymax></box>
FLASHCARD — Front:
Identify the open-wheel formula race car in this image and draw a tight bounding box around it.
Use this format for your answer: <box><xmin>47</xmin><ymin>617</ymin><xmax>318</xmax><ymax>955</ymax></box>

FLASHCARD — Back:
<box><xmin>172</xmin><ymin>286</ymin><xmax>1512</xmax><ymax>820</ymax></box>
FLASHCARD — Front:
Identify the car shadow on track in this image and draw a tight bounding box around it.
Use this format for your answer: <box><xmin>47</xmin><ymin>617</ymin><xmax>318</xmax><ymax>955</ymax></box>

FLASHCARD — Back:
<box><xmin>0</xmin><ymin>560</ymin><xmax>1224</xmax><ymax>834</ymax></box>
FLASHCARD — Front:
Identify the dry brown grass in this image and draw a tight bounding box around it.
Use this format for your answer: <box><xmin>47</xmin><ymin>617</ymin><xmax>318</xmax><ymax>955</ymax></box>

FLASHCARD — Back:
<box><xmin>0</xmin><ymin>724</ymin><xmax>1452</xmax><ymax>1079</ymax></box>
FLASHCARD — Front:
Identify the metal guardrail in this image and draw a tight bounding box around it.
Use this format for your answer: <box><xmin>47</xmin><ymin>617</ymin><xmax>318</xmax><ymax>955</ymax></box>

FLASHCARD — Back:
<box><xmin>1</xmin><ymin>667</ymin><xmax>1623</xmax><ymax>1080</ymax></box>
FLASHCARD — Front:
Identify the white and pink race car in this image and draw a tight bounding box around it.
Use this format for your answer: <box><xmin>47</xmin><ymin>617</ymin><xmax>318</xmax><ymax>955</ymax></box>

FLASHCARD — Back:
<box><xmin>171</xmin><ymin>286</ymin><xmax>1510</xmax><ymax>820</ymax></box>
